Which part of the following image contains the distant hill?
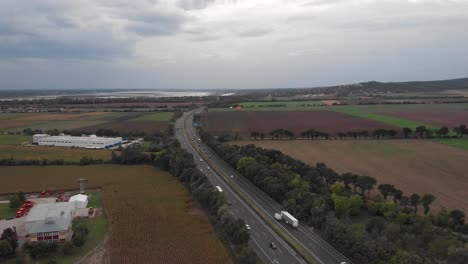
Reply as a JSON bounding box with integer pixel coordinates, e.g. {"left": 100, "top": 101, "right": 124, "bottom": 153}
{"left": 343, "top": 77, "right": 468, "bottom": 95}
{"left": 262, "top": 77, "right": 468, "bottom": 97}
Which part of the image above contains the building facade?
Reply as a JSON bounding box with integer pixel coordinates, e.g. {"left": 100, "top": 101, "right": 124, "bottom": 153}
{"left": 25, "top": 203, "right": 75, "bottom": 243}
{"left": 33, "top": 134, "right": 122, "bottom": 149}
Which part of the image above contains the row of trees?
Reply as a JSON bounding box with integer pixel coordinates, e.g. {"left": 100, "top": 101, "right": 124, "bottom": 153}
{"left": 246, "top": 123, "right": 468, "bottom": 141}
{"left": 199, "top": 128, "right": 468, "bottom": 264}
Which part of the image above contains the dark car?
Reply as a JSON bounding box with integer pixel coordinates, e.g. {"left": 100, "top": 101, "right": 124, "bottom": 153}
{"left": 269, "top": 242, "right": 277, "bottom": 249}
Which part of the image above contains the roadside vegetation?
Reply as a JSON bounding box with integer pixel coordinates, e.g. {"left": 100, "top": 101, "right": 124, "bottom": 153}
{"left": 200, "top": 129, "right": 468, "bottom": 264}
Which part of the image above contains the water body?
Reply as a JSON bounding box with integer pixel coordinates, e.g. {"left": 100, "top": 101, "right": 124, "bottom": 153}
{"left": 0, "top": 90, "right": 215, "bottom": 101}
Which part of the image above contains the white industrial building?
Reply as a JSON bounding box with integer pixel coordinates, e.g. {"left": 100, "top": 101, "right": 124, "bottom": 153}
{"left": 69, "top": 194, "right": 88, "bottom": 209}
{"left": 33, "top": 134, "right": 122, "bottom": 149}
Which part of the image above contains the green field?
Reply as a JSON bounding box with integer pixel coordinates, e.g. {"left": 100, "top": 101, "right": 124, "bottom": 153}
{"left": 130, "top": 111, "right": 173, "bottom": 121}
{"left": 330, "top": 108, "right": 437, "bottom": 129}
{"left": 0, "top": 203, "right": 16, "bottom": 219}
{"left": 0, "top": 145, "right": 112, "bottom": 162}
{"left": 432, "top": 138, "right": 468, "bottom": 150}
{"left": 0, "top": 135, "right": 31, "bottom": 145}
{"left": 87, "top": 191, "right": 102, "bottom": 208}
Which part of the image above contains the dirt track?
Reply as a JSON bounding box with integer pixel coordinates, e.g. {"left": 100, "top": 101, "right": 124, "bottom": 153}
{"left": 233, "top": 140, "right": 468, "bottom": 214}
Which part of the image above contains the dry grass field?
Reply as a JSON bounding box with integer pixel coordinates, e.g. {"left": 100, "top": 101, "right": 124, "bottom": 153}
{"left": 0, "top": 145, "right": 112, "bottom": 162}
{"left": 233, "top": 140, "right": 468, "bottom": 214}
{"left": 0, "top": 165, "right": 233, "bottom": 264}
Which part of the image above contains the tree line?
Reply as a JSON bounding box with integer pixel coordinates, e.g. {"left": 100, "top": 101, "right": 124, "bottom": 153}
{"left": 199, "top": 128, "right": 468, "bottom": 264}
{"left": 244, "top": 123, "right": 468, "bottom": 141}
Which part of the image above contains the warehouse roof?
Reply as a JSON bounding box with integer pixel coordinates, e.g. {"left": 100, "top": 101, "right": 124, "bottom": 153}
{"left": 25, "top": 203, "right": 75, "bottom": 233}
{"left": 69, "top": 194, "right": 88, "bottom": 203}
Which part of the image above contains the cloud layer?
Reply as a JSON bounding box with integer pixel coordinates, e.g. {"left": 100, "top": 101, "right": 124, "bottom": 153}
{"left": 0, "top": 0, "right": 467, "bottom": 89}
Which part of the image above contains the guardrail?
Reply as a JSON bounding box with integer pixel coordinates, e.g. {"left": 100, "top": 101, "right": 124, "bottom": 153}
{"left": 181, "top": 112, "right": 319, "bottom": 264}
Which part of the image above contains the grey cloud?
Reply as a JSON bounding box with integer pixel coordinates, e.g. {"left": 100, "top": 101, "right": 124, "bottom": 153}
{"left": 125, "top": 10, "right": 189, "bottom": 36}
{"left": 234, "top": 27, "right": 272, "bottom": 37}
{"left": 177, "top": 0, "right": 216, "bottom": 10}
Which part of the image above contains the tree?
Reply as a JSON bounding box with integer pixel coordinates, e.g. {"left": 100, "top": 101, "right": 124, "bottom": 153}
{"left": 0, "top": 240, "right": 13, "bottom": 258}
{"left": 410, "top": 193, "right": 421, "bottom": 213}
{"left": 1, "top": 228, "right": 18, "bottom": 250}
{"left": 355, "top": 175, "right": 377, "bottom": 196}
{"left": 331, "top": 194, "right": 351, "bottom": 218}
{"left": 378, "top": 184, "right": 396, "bottom": 200}
{"left": 392, "top": 189, "right": 403, "bottom": 203}
{"left": 449, "top": 210, "right": 465, "bottom": 227}
{"left": 421, "top": 193, "right": 436, "bottom": 215}
{"left": 437, "top": 126, "right": 450, "bottom": 138}
{"left": 341, "top": 173, "right": 357, "bottom": 190}
{"left": 236, "top": 245, "right": 257, "bottom": 264}
{"left": 415, "top": 126, "right": 427, "bottom": 138}
{"left": 402, "top": 127, "right": 412, "bottom": 138}
{"left": 453, "top": 124, "right": 467, "bottom": 138}
{"left": 366, "top": 217, "right": 387, "bottom": 233}
{"left": 9, "top": 195, "right": 21, "bottom": 209}
{"left": 349, "top": 194, "right": 363, "bottom": 216}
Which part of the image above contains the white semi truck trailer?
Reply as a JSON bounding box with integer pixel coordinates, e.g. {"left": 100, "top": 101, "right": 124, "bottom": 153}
{"left": 274, "top": 211, "right": 299, "bottom": 228}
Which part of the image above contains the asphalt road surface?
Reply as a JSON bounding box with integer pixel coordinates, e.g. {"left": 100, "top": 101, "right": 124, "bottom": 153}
{"left": 175, "top": 110, "right": 352, "bottom": 264}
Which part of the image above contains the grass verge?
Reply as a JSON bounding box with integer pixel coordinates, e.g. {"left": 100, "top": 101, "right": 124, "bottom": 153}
{"left": 432, "top": 138, "right": 468, "bottom": 150}
{"left": 0, "top": 203, "right": 16, "bottom": 219}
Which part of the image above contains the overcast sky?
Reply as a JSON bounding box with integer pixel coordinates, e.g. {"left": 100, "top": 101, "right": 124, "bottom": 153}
{"left": 0, "top": 0, "right": 467, "bottom": 90}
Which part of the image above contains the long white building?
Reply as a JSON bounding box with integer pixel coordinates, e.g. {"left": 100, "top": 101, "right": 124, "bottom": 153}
{"left": 33, "top": 134, "right": 122, "bottom": 149}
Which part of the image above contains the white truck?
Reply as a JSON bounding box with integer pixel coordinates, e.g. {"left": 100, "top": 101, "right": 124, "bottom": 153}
{"left": 274, "top": 211, "right": 299, "bottom": 228}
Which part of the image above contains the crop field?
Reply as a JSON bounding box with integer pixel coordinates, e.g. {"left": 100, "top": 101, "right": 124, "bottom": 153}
{"left": 377, "top": 111, "right": 468, "bottom": 127}
{"left": 210, "top": 102, "right": 468, "bottom": 112}
{"left": 0, "top": 145, "right": 112, "bottom": 162}
{"left": 129, "top": 111, "right": 173, "bottom": 121}
{"left": 0, "top": 134, "right": 31, "bottom": 145}
{"left": 232, "top": 140, "right": 468, "bottom": 214}
{"left": 79, "top": 120, "right": 170, "bottom": 135}
{"left": 202, "top": 111, "right": 400, "bottom": 137}
{"left": 0, "top": 165, "right": 233, "bottom": 264}
{"left": 0, "top": 112, "right": 173, "bottom": 134}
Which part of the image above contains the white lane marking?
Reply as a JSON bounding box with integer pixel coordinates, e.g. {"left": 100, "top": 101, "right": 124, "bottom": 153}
{"left": 262, "top": 231, "right": 267, "bottom": 237}
{"left": 251, "top": 237, "right": 273, "bottom": 264}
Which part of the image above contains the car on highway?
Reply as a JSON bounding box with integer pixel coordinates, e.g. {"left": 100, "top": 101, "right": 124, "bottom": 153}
{"left": 245, "top": 224, "right": 251, "bottom": 231}
{"left": 269, "top": 242, "right": 277, "bottom": 250}
{"left": 199, "top": 158, "right": 203, "bottom": 162}
{"left": 230, "top": 174, "right": 234, "bottom": 179}
{"left": 199, "top": 169, "right": 203, "bottom": 172}
{"left": 206, "top": 166, "right": 210, "bottom": 170}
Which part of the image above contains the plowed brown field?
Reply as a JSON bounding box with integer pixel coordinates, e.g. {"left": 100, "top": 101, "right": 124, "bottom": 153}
{"left": 203, "top": 111, "right": 399, "bottom": 137}
{"left": 0, "top": 165, "right": 233, "bottom": 264}
{"left": 379, "top": 111, "right": 468, "bottom": 127}
{"left": 79, "top": 121, "right": 170, "bottom": 134}
{"left": 232, "top": 140, "right": 468, "bottom": 214}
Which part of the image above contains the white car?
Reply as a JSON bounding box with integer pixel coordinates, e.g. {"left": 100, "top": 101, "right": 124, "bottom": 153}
{"left": 199, "top": 158, "right": 203, "bottom": 162}
{"left": 206, "top": 166, "right": 210, "bottom": 170}
{"left": 199, "top": 169, "right": 203, "bottom": 172}
{"left": 245, "top": 224, "right": 251, "bottom": 230}
{"left": 230, "top": 175, "right": 234, "bottom": 179}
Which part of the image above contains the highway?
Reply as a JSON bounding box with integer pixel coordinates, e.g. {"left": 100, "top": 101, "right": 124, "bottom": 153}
{"left": 175, "top": 110, "right": 352, "bottom": 264}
